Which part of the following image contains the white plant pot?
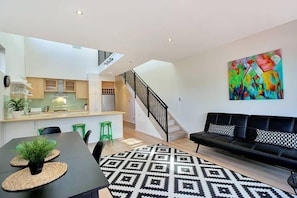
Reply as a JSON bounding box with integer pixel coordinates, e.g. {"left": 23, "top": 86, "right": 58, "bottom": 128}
{"left": 11, "top": 111, "right": 24, "bottom": 118}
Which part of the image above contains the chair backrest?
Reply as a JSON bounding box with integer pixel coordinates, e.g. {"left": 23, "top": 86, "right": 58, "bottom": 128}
{"left": 83, "top": 130, "right": 92, "bottom": 145}
{"left": 92, "top": 141, "right": 105, "bottom": 164}
{"left": 41, "top": 126, "right": 61, "bottom": 135}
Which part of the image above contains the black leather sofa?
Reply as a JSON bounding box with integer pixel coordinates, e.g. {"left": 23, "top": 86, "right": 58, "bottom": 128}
{"left": 190, "top": 112, "right": 297, "bottom": 172}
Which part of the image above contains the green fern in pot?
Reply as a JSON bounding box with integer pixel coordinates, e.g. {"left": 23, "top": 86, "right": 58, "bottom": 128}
{"left": 16, "top": 136, "right": 57, "bottom": 175}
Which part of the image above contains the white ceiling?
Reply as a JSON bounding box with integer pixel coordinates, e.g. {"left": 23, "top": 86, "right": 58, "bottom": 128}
{"left": 0, "top": 0, "right": 297, "bottom": 75}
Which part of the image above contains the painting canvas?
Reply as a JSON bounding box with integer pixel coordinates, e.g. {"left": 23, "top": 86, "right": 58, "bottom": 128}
{"left": 228, "top": 49, "right": 284, "bottom": 100}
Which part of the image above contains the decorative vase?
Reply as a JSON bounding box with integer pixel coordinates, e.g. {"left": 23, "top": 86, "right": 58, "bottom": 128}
{"left": 28, "top": 159, "right": 44, "bottom": 175}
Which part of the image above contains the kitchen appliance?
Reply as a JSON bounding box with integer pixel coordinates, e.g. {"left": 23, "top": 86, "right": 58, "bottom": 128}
{"left": 101, "top": 95, "right": 115, "bottom": 111}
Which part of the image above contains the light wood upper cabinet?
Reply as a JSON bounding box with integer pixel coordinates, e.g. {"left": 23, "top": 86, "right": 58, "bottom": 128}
{"left": 26, "top": 78, "right": 88, "bottom": 99}
{"left": 76, "top": 80, "right": 88, "bottom": 99}
{"left": 64, "top": 80, "right": 76, "bottom": 92}
{"left": 44, "top": 79, "right": 58, "bottom": 92}
{"left": 27, "top": 77, "right": 44, "bottom": 99}
{"left": 102, "top": 81, "right": 114, "bottom": 88}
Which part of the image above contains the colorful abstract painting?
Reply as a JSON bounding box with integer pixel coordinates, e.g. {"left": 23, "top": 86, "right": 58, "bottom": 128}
{"left": 228, "top": 49, "right": 284, "bottom": 100}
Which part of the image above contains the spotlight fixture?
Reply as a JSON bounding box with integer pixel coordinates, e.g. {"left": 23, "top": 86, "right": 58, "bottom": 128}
{"left": 76, "top": 10, "right": 83, "bottom": 15}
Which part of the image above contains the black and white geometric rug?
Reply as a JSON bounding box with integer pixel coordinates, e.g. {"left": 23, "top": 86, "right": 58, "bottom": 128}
{"left": 100, "top": 144, "right": 296, "bottom": 198}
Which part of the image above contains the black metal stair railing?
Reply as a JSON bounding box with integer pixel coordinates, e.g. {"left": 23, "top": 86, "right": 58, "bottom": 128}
{"left": 122, "top": 70, "right": 169, "bottom": 142}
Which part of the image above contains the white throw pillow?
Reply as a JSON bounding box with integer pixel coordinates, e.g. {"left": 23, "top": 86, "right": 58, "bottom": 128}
{"left": 208, "top": 123, "right": 235, "bottom": 137}
{"left": 255, "top": 129, "right": 297, "bottom": 149}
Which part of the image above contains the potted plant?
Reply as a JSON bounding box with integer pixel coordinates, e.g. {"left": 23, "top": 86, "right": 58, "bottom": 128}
{"left": 16, "top": 136, "right": 57, "bottom": 175}
{"left": 8, "top": 98, "right": 25, "bottom": 118}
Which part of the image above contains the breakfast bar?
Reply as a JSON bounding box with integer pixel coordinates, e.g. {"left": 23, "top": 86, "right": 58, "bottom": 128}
{"left": 0, "top": 111, "right": 124, "bottom": 147}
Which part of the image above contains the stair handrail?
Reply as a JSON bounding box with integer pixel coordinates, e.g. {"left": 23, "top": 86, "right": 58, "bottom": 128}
{"left": 122, "top": 70, "right": 169, "bottom": 141}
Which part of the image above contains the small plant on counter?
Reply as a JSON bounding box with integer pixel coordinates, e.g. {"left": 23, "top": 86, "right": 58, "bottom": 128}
{"left": 8, "top": 98, "right": 25, "bottom": 111}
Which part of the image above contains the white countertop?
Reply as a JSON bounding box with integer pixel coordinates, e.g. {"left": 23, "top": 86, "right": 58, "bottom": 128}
{"left": 0, "top": 111, "right": 125, "bottom": 123}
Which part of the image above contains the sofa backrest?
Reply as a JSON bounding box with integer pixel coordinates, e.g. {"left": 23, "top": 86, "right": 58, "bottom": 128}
{"left": 246, "top": 115, "right": 297, "bottom": 141}
{"left": 205, "top": 113, "right": 249, "bottom": 139}
{"left": 204, "top": 113, "right": 297, "bottom": 140}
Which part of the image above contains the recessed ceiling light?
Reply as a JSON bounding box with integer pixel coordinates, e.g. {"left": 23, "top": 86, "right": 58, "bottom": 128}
{"left": 168, "top": 38, "right": 173, "bottom": 43}
{"left": 76, "top": 10, "right": 83, "bottom": 15}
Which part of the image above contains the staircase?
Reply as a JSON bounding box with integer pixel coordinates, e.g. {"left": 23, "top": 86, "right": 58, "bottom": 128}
{"left": 122, "top": 70, "right": 187, "bottom": 142}
{"left": 167, "top": 114, "right": 187, "bottom": 141}
{"left": 137, "top": 99, "right": 187, "bottom": 142}
{"left": 138, "top": 97, "right": 187, "bottom": 142}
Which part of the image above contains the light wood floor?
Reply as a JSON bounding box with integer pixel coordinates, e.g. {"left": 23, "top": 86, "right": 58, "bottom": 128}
{"left": 90, "top": 122, "right": 295, "bottom": 197}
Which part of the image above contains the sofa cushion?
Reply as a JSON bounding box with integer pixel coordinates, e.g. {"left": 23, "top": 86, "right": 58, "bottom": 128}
{"left": 281, "top": 149, "right": 297, "bottom": 161}
{"left": 231, "top": 139, "right": 255, "bottom": 149}
{"left": 193, "top": 132, "right": 219, "bottom": 141}
{"left": 255, "top": 129, "right": 297, "bottom": 149}
{"left": 214, "top": 135, "right": 234, "bottom": 143}
{"left": 253, "top": 143, "right": 286, "bottom": 155}
{"left": 208, "top": 123, "right": 235, "bottom": 137}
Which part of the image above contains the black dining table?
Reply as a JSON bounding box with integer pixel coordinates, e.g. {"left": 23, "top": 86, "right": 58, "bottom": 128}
{"left": 0, "top": 132, "right": 109, "bottom": 198}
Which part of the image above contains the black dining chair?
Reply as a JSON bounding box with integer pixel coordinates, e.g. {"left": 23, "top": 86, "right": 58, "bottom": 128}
{"left": 83, "top": 130, "right": 92, "bottom": 145}
{"left": 92, "top": 141, "right": 105, "bottom": 164}
{"left": 92, "top": 141, "right": 112, "bottom": 196}
{"left": 40, "top": 126, "right": 61, "bottom": 135}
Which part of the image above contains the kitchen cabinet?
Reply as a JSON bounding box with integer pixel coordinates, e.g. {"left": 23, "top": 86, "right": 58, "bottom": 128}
{"left": 76, "top": 80, "right": 88, "bottom": 99}
{"left": 44, "top": 79, "right": 58, "bottom": 92}
{"left": 27, "top": 77, "right": 44, "bottom": 99}
{"left": 102, "top": 81, "right": 114, "bottom": 88}
{"left": 102, "top": 81, "right": 115, "bottom": 95}
{"left": 64, "top": 80, "right": 75, "bottom": 92}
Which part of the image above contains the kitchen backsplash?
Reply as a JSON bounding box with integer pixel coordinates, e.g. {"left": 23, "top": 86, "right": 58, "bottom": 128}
{"left": 28, "top": 92, "right": 87, "bottom": 112}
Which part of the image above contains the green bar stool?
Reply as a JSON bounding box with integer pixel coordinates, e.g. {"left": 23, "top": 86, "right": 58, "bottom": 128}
{"left": 99, "top": 121, "right": 113, "bottom": 142}
{"left": 72, "top": 123, "right": 86, "bottom": 138}
{"left": 38, "top": 128, "right": 45, "bottom": 135}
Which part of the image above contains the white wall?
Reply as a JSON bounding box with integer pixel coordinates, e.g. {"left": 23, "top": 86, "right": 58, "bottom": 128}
{"left": 0, "top": 46, "right": 5, "bottom": 120}
{"left": 0, "top": 34, "right": 18, "bottom": 144}
{"left": 25, "top": 37, "right": 99, "bottom": 80}
{"left": 0, "top": 71, "right": 4, "bottom": 144}
{"left": 0, "top": 45, "right": 5, "bottom": 73}
{"left": 0, "top": 32, "right": 25, "bottom": 81}
{"left": 135, "top": 20, "right": 297, "bottom": 134}
{"left": 0, "top": 33, "right": 22, "bottom": 121}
